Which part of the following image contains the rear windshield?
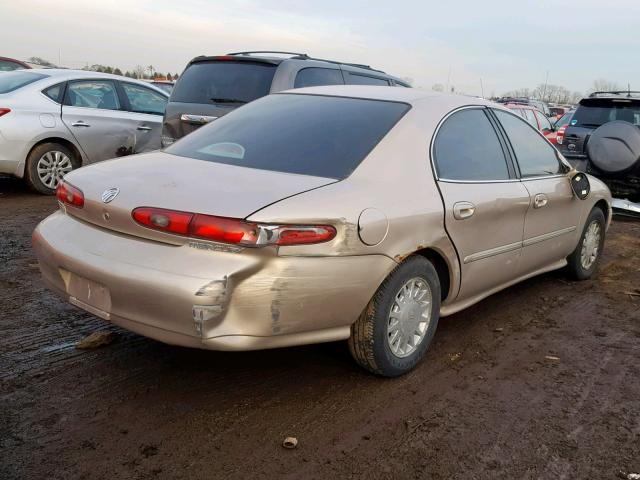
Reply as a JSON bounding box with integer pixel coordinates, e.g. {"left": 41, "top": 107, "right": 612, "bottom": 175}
{"left": 573, "top": 99, "right": 640, "bottom": 127}
{"left": 0, "top": 71, "right": 47, "bottom": 93}
{"left": 170, "top": 61, "right": 276, "bottom": 104}
{"left": 166, "top": 93, "right": 410, "bottom": 179}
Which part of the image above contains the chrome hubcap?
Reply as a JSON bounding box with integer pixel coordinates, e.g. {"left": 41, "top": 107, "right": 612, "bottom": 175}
{"left": 580, "top": 220, "right": 601, "bottom": 270}
{"left": 37, "top": 151, "right": 73, "bottom": 189}
{"left": 387, "top": 277, "right": 432, "bottom": 358}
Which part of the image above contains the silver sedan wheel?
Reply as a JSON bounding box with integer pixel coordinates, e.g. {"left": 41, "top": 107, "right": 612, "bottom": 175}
{"left": 37, "top": 151, "right": 73, "bottom": 189}
{"left": 580, "top": 220, "right": 601, "bottom": 270}
{"left": 387, "top": 277, "right": 433, "bottom": 358}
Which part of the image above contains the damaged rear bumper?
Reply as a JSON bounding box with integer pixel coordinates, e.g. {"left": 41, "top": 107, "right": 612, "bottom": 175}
{"left": 33, "top": 211, "right": 396, "bottom": 350}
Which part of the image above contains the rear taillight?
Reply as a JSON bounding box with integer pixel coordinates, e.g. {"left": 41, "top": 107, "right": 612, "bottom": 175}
{"left": 557, "top": 124, "right": 567, "bottom": 145}
{"left": 0, "top": 108, "right": 10, "bottom": 117}
{"left": 56, "top": 181, "right": 84, "bottom": 208}
{"left": 132, "top": 207, "right": 336, "bottom": 247}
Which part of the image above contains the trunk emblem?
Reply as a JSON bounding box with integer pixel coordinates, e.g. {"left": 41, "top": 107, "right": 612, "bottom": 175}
{"left": 101, "top": 187, "right": 120, "bottom": 203}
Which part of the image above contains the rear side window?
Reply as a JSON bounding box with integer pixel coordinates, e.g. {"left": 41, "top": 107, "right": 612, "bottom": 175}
{"left": 523, "top": 109, "right": 537, "bottom": 127}
{"left": 534, "top": 110, "right": 553, "bottom": 131}
{"left": 573, "top": 99, "right": 640, "bottom": 127}
{"left": 121, "top": 82, "right": 167, "bottom": 115}
{"left": 43, "top": 83, "right": 65, "bottom": 103}
{"left": 65, "top": 80, "right": 120, "bottom": 110}
{"left": 166, "top": 94, "right": 409, "bottom": 179}
{"left": 0, "top": 71, "right": 47, "bottom": 93}
{"left": 494, "top": 110, "right": 562, "bottom": 177}
{"left": 294, "top": 68, "right": 344, "bottom": 88}
{"left": 346, "top": 73, "right": 390, "bottom": 86}
{"left": 434, "top": 108, "right": 510, "bottom": 181}
{"left": 171, "top": 61, "right": 276, "bottom": 104}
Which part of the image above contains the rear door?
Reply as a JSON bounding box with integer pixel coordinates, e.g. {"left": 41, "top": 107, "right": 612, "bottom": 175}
{"left": 433, "top": 107, "right": 530, "bottom": 301}
{"left": 61, "top": 79, "right": 134, "bottom": 162}
{"left": 162, "top": 60, "right": 277, "bottom": 143}
{"left": 117, "top": 81, "right": 168, "bottom": 152}
{"left": 492, "top": 109, "right": 581, "bottom": 273}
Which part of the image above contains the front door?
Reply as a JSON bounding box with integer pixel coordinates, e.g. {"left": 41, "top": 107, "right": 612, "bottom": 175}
{"left": 61, "top": 79, "right": 134, "bottom": 163}
{"left": 492, "top": 109, "right": 582, "bottom": 273}
{"left": 433, "top": 107, "right": 531, "bottom": 301}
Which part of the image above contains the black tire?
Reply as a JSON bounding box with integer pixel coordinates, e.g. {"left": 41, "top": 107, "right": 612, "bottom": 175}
{"left": 25, "top": 142, "right": 78, "bottom": 195}
{"left": 348, "top": 256, "right": 441, "bottom": 377}
{"left": 566, "top": 207, "right": 606, "bottom": 281}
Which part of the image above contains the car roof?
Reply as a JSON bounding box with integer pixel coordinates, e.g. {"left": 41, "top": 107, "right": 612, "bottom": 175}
{"left": 19, "top": 69, "right": 170, "bottom": 95}
{"left": 505, "top": 103, "right": 539, "bottom": 111}
{"left": 279, "top": 85, "right": 497, "bottom": 108}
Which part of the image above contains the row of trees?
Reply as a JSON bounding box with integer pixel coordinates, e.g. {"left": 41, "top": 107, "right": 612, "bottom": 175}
{"left": 500, "top": 79, "right": 625, "bottom": 105}
{"left": 27, "top": 57, "right": 179, "bottom": 81}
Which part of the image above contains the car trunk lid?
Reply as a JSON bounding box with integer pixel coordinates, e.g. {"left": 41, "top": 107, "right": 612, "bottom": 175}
{"left": 61, "top": 151, "right": 336, "bottom": 245}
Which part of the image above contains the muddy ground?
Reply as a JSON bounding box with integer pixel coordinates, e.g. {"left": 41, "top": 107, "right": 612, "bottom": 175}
{"left": 1, "top": 176, "right": 639, "bottom": 480}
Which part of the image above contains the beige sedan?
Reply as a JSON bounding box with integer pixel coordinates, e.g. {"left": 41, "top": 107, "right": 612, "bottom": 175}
{"left": 33, "top": 86, "right": 611, "bottom": 376}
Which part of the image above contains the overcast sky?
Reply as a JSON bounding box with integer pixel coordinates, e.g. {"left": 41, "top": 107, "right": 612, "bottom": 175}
{"left": 1, "top": 0, "right": 637, "bottom": 96}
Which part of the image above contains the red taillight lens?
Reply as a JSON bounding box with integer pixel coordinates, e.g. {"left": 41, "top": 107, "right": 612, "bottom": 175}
{"left": 56, "top": 181, "right": 84, "bottom": 208}
{"left": 557, "top": 124, "right": 567, "bottom": 144}
{"left": 276, "top": 226, "right": 337, "bottom": 245}
{"left": 132, "top": 207, "right": 193, "bottom": 235}
{"left": 131, "top": 207, "right": 336, "bottom": 247}
{"left": 0, "top": 108, "right": 10, "bottom": 117}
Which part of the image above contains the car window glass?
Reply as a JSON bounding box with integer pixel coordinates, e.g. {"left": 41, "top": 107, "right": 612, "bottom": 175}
{"left": 573, "top": 101, "right": 640, "bottom": 127}
{"left": 534, "top": 110, "right": 553, "bottom": 131}
{"left": 294, "top": 68, "right": 344, "bottom": 88}
{"left": 346, "top": 73, "right": 389, "bottom": 86}
{"left": 494, "top": 109, "right": 562, "bottom": 177}
{"left": 434, "top": 108, "right": 510, "bottom": 181}
{"left": 171, "top": 61, "right": 276, "bottom": 104}
{"left": 555, "top": 111, "right": 573, "bottom": 127}
{"left": 122, "top": 83, "right": 167, "bottom": 115}
{"left": 0, "top": 71, "right": 47, "bottom": 93}
{"left": 166, "top": 94, "right": 409, "bottom": 180}
{"left": 43, "top": 83, "right": 64, "bottom": 103}
{"left": 0, "top": 60, "right": 23, "bottom": 71}
{"left": 66, "top": 81, "right": 120, "bottom": 110}
{"left": 523, "top": 109, "right": 537, "bottom": 127}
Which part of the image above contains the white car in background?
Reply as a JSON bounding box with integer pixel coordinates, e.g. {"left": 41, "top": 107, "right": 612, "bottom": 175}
{"left": 0, "top": 69, "right": 169, "bottom": 193}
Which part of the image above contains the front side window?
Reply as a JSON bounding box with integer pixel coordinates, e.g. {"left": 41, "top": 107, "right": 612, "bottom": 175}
{"left": 166, "top": 94, "right": 409, "bottom": 179}
{"left": 346, "top": 73, "right": 390, "bottom": 86}
{"left": 0, "top": 71, "right": 47, "bottom": 93}
{"left": 494, "top": 109, "right": 562, "bottom": 177}
{"left": 66, "top": 81, "right": 120, "bottom": 110}
{"left": 434, "top": 108, "right": 510, "bottom": 181}
{"left": 294, "top": 68, "right": 344, "bottom": 88}
{"left": 121, "top": 82, "right": 167, "bottom": 115}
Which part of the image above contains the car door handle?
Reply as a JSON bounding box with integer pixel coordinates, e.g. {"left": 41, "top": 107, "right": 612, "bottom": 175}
{"left": 137, "top": 125, "right": 152, "bottom": 131}
{"left": 71, "top": 121, "right": 90, "bottom": 127}
{"left": 534, "top": 194, "right": 548, "bottom": 209}
{"left": 453, "top": 201, "right": 476, "bottom": 220}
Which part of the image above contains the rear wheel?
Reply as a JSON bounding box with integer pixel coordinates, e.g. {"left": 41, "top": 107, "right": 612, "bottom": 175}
{"left": 25, "top": 143, "right": 77, "bottom": 195}
{"left": 348, "top": 256, "right": 441, "bottom": 377}
{"left": 566, "top": 207, "right": 606, "bottom": 280}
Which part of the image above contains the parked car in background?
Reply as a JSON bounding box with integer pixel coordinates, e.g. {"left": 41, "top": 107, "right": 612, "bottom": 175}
{"left": 496, "top": 97, "right": 552, "bottom": 117}
{"left": 560, "top": 91, "right": 640, "bottom": 202}
{"left": 162, "top": 51, "right": 410, "bottom": 146}
{"left": 553, "top": 109, "right": 575, "bottom": 145}
{"left": 505, "top": 103, "right": 559, "bottom": 144}
{"left": 34, "top": 86, "right": 611, "bottom": 377}
{"left": 149, "top": 80, "right": 175, "bottom": 94}
{"left": 0, "top": 69, "right": 169, "bottom": 194}
{"left": 0, "top": 56, "right": 31, "bottom": 71}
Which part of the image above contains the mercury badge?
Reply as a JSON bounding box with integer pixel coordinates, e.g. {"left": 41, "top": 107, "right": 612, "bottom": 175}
{"left": 101, "top": 187, "right": 120, "bottom": 203}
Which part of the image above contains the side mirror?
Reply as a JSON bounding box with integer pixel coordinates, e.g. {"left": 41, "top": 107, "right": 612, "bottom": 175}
{"left": 570, "top": 172, "right": 590, "bottom": 200}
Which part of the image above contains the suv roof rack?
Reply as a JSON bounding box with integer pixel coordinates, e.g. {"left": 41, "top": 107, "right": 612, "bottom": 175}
{"left": 226, "top": 51, "right": 384, "bottom": 74}
{"left": 588, "top": 90, "right": 640, "bottom": 98}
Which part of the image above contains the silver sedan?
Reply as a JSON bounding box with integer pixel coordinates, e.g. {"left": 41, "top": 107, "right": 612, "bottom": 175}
{"left": 0, "top": 69, "right": 169, "bottom": 194}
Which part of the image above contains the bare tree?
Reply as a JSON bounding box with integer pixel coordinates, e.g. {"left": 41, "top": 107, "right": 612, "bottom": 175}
{"left": 28, "top": 56, "right": 57, "bottom": 67}
{"left": 591, "top": 79, "right": 622, "bottom": 93}
{"left": 432, "top": 83, "right": 444, "bottom": 92}
{"left": 134, "top": 65, "right": 146, "bottom": 79}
